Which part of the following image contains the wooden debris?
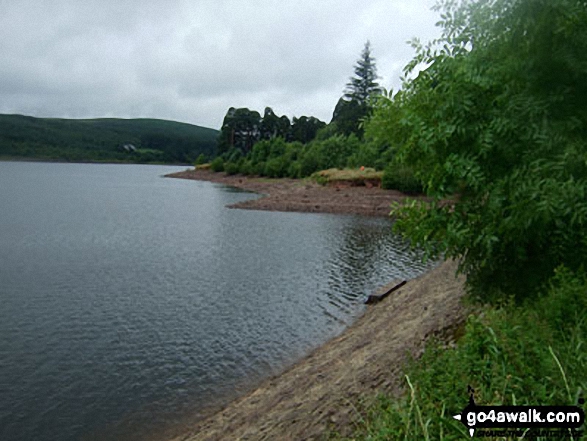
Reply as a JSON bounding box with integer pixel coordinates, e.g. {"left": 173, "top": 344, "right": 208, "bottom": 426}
{"left": 365, "top": 279, "right": 407, "bottom": 304}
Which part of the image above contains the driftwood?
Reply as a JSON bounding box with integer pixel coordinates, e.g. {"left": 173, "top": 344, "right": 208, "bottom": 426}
{"left": 365, "top": 279, "right": 407, "bottom": 304}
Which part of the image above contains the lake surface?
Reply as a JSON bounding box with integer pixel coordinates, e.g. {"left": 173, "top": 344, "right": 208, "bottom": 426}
{"left": 0, "top": 161, "right": 431, "bottom": 441}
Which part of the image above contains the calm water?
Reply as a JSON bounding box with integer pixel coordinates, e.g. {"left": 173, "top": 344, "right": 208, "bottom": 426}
{"left": 0, "top": 161, "right": 430, "bottom": 441}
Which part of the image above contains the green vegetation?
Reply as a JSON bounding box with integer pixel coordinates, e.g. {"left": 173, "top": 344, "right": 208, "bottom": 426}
{"left": 0, "top": 114, "right": 218, "bottom": 164}
{"left": 217, "top": 134, "right": 389, "bottom": 180}
{"left": 372, "top": 0, "right": 587, "bottom": 301}
{"left": 381, "top": 164, "right": 422, "bottom": 194}
{"left": 332, "top": 41, "right": 382, "bottom": 138}
{"left": 310, "top": 168, "right": 383, "bottom": 186}
{"left": 335, "top": 267, "right": 587, "bottom": 440}
{"left": 216, "top": 106, "right": 326, "bottom": 156}
{"left": 209, "top": 42, "right": 421, "bottom": 193}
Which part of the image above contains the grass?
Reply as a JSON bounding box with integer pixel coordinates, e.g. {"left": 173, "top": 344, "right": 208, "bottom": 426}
{"left": 311, "top": 167, "right": 383, "bottom": 186}
{"left": 333, "top": 267, "right": 587, "bottom": 440}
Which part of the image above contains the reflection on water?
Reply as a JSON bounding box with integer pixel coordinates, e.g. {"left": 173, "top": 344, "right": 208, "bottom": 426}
{"left": 0, "top": 162, "right": 432, "bottom": 441}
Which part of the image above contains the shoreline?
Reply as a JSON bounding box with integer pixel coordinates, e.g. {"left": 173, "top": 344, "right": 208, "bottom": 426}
{"left": 163, "top": 170, "right": 467, "bottom": 440}
{"left": 165, "top": 168, "right": 430, "bottom": 217}
{"left": 166, "top": 262, "right": 466, "bottom": 441}
{"left": 0, "top": 157, "right": 191, "bottom": 166}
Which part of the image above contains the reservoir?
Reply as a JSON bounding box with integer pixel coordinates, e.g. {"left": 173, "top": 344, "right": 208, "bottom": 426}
{"left": 0, "top": 161, "right": 430, "bottom": 441}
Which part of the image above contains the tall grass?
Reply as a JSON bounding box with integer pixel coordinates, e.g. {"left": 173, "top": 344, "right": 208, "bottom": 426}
{"left": 336, "top": 267, "right": 587, "bottom": 440}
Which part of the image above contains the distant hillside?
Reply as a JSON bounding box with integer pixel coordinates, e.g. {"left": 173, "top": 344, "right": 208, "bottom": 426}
{"left": 0, "top": 114, "right": 219, "bottom": 164}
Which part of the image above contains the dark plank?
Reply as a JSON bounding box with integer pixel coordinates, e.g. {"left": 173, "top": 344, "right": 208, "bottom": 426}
{"left": 365, "top": 280, "right": 407, "bottom": 304}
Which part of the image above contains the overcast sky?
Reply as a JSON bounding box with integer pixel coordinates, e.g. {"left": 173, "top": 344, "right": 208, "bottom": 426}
{"left": 0, "top": 0, "right": 442, "bottom": 129}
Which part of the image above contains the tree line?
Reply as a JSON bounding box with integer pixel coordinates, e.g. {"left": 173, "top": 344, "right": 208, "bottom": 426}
{"left": 208, "top": 42, "right": 423, "bottom": 189}
{"left": 216, "top": 107, "right": 326, "bottom": 155}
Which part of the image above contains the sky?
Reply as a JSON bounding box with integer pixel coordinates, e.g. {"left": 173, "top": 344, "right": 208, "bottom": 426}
{"left": 0, "top": 0, "right": 442, "bottom": 130}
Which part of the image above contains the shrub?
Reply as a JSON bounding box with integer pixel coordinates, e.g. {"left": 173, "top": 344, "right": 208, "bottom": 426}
{"left": 299, "top": 150, "right": 320, "bottom": 177}
{"left": 312, "top": 135, "right": 358, "bottom": 170}
{"left": 224, "top": 161, "right": 240, "bottom": 175}
{"left": 210, "top": 157, "right": 224, "bottom": 172}
{"left": 254, "top": 161, "right": 266, "bottom": 176}
{"left": 346, "top": 141, "right": 379, "bottom": 169}
{"left": 225, "top": 148, "right": 243, "bottom": 163}
{"left": 287, "top": 161, "right": 302, "bottom": 178}
{"left": 239, "top": 159, "right": 254, "bottom": 175}
{"left": 250, "top": 139, "right": 272, "bottom": 164}
{"left": 264, "top": 157, "right": 288, "bottom": 178}
{"left": 194, "top": 153, "right": 207, "bottom": 166}
{"left": 382, "top": 164, "right": 423, "bottom": 194}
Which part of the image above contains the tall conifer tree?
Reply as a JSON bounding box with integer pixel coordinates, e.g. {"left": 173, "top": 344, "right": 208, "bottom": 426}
{"left": 344, "top": 41, "right": 381, "bottom": 105}
{"left": 332, "top": 41, "right": 381, "bottom": 137}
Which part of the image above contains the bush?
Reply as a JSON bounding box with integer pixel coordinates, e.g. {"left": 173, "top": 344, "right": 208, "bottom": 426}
{"left": 210, "top": 157, "right": 224, "bottom": 172}
{"left": 250, "top": 139, "right": 274, "bottom": 164}
{"left": 239, "top": 159, "right": 254, "bottom": 175}
{"left": 313, "top": 135, "right": 358, "bottom": 170}
{"left": 287, "top": 161, "right": 302, "bottom": 178}
{"left": 194, "top": 153, "right": 207, "bottom": 166}
{"left": 346, "top": 141, "right": 379, "bottom": 169}
{"left": 299, "top": 150, "right": 320, "bottom": 177}
{"left": 264, "top": 157, "right": 288, "bottom": 178}
{"left": 225, "top": 148, "right": 243, "bottom": 163}
{"left": 254, "top": 161, "right": 266, "bottom": 176}
{"left": 382, "top": 164, "right": 423, "bottom": 194}
{"left": 224, "top": 161, "right": 240, "bottom": 175}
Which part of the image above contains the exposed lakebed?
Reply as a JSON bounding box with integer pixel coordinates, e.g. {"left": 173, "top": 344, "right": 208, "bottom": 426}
{"left": 0, "top": 162, "right": 430, "bottom": 441}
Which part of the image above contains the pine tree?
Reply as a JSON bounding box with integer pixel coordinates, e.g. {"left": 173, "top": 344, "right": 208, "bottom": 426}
{"left": 331, "top": 41, "right": 381, "bottom": 137}
{"left": 344, "top": 41, "right": 381, "bottom": 105}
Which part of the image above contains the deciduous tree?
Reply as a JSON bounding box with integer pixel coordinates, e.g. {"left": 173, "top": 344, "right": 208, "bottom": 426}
{"left": 368, "top": 0, "right": 587, "bottom": 300}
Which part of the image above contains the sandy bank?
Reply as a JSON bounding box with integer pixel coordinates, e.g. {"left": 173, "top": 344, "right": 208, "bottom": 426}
{"left": 169, "top": 261, "right": 466, "bottom": 441}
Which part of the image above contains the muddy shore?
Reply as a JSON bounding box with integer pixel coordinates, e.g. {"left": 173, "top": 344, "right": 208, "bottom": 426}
{"left": 164, "top": 169, "right": 467, "bottom": 440}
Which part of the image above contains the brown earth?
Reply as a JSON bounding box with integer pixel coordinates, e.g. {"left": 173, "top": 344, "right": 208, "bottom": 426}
{"left": 165, "top": 169, "right": 431, "bottom": 217}
{"left": 163, "top": 170, "right": 468, "bottom": 441}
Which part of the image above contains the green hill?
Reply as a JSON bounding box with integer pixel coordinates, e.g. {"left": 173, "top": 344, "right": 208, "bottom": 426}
{"left": 0, "top": 114, "right": 219, "bottom": 164}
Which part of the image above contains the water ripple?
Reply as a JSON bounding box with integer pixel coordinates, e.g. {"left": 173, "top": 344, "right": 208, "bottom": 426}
{"left": 0, "top": 162, "right": 433, "bottom": 441}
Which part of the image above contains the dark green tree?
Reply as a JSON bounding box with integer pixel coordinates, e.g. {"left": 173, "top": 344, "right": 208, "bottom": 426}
{"left": 259, "top": 107, "right": 292, "bottom": 141}
{"left": 332, "top": 41, "right": 381, "bottom": 137}
{"left": 331, "top": 97, "right": 368, "bottom": 137}
{"left": 259, "top": 107, "right": 281, "bottom": 140}
{"left": 344, "top": 40, "right": 381, "bottom": 104}
{"left": 291, "top": 116, "right": 326, "bottom": 144}
{"left": 278, "top": 115, "right": 292, "bottom": 140}
{"left": 217, "top": 107, "right": 261, "bottom": 154}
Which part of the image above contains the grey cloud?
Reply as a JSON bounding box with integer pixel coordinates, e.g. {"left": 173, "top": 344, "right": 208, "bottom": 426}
{"left": 0, "top": 0, "right": 441, "bottom": 128}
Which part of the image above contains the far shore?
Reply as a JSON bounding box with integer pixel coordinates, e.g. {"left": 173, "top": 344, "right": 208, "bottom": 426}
{"left": 0, "top": 156, "right": 192, "bottom": 166}
{"left": 165, "top": 168, "right": 431, "bottom": 217}
{"left": 161, "top": 169, "right": 467, "bottom": 441}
